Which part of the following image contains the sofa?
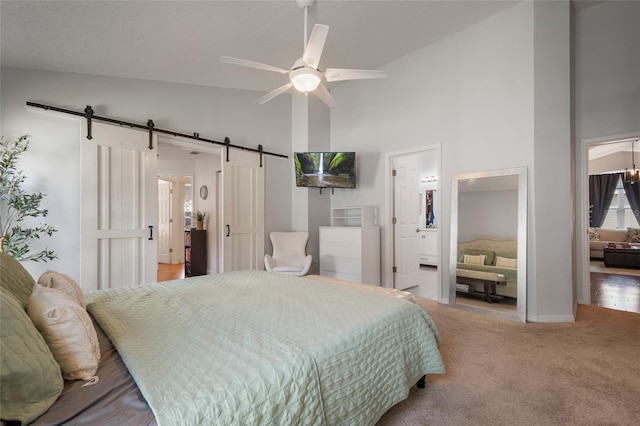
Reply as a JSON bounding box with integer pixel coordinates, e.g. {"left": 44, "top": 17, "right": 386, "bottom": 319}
{"left": 456, "top": 238, "right": 518, "bottom": 298}
{"left": 589, "top": 227, "right": 640, "bottom": 259}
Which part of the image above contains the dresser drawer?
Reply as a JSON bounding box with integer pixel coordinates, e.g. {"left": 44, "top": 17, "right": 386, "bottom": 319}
{"left": 319, "top": 241, "right": 360, "bottom": 257}
{"left": 319, "top": 227, "right": 361, "bottom": 244}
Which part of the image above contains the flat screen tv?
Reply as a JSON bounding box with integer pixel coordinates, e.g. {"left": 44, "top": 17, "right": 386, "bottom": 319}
{"left": 294, "top": 152, "right": 356, "bottom": 188}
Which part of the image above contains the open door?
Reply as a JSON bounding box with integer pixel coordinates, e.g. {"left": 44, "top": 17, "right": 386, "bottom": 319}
{"left": 157, "top": 179, "right": 172, "bottom": 264}
{"left": 221, "top": 149, "right": 265, "bottom": 272}
{"left": 81, "top": 121, "right": 158, "bottom": 291}
{"left": 393, "top": 155, "right": 420, "bottom": 290}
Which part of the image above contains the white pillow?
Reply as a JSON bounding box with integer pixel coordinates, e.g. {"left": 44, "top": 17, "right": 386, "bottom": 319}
{"left": 496, "top": 256, "right": 517, "bottom": 268}
{"left": 463, "top": 254, "right": 486, "bottom": 265}
{"left": 28, "top": 285, "right": 100, "bottom": 381}
{"left": 38, "top": 270, "right": 85, "bottom": 308}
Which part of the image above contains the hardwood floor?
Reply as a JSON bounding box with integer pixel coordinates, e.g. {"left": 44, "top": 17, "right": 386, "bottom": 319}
{"left": 590, "top": 272, "right": 640, "bottom": 313}
{"left": 157, "top": 263, "right": 184, "bottom": 282}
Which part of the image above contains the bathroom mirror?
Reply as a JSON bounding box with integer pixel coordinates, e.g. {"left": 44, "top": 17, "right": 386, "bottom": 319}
{"left": 425, "top": 190, "right": 436, "bottom": 228}
{"left": 450, "top": 167, "right": 527, "bottom": 322}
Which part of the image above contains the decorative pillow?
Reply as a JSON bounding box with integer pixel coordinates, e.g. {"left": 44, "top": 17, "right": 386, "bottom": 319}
{"left": 463, "top": 254, "right": 486, "bottom": 265}
{"left": 588, "top": 227, "right": 600, "bottom": 241}
{"left": 625, "top": 227, "right": 640, "bottom": 243}
{"left": 38, "top": 270, "right": 86, "bottom": 308}
{"left": 496, "top": 256, "right": 517, "bottom": 269}
{"left": 28, "top": 284, "right": 100, "bottom": 381}
{"left": 0, "top": 252, "right": 35, "bottom": 310}
{"left": 1, "top": 287, "right": 64, "bottom": 424}
{"left": 461, "top": 249, "right": 495, "bottom": 265}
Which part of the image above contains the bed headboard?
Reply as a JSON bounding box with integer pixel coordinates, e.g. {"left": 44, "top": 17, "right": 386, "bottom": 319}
{"left": 457, "top": 238, "right": 517, "bottom": 259}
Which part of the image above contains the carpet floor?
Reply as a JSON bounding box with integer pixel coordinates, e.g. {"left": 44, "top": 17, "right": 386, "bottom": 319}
{"left": 377, "top": 299, "right": 640, "bottom": 425}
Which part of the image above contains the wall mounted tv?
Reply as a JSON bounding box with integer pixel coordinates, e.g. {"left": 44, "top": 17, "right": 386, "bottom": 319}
{"left": 294, "top": 152, "right": 356, "bottom": 188}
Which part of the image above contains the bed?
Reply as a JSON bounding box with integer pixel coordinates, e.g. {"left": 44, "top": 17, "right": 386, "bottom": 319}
{"left": 0, "top": 253, "right": 445, "bottom": 426}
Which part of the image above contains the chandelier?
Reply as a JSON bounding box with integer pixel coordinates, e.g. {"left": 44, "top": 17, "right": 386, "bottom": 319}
{"left": 624, "top": 140, "right": 640, "bottom": 184}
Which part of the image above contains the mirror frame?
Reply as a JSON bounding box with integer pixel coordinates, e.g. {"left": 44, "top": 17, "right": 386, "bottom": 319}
{"left": 449, "top": 167, "right": 528, "bottom": 322}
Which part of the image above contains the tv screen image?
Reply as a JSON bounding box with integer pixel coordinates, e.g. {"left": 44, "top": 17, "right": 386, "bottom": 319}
{"left": 294, "top": 152, "right": 356, "bottom": 188}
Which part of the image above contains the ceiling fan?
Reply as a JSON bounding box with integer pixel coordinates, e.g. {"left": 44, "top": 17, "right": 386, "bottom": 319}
{"left": 220, "top": 0, "right": 388, "bottom": 108}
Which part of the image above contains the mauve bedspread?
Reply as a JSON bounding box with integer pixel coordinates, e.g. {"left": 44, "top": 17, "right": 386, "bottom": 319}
{"left": 85, "top": 270, "right": 444, "bottom": 426}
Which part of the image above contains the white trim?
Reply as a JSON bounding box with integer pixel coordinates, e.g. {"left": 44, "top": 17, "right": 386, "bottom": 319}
{"left": 526, "top": 314, "right": 575, "bottom": 323}
{"left": 384, "top": 144, "right": 442, "bottom": 302}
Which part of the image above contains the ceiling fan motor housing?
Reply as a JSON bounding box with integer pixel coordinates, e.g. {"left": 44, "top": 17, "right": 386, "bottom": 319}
{"left": 296, "top": 0, "right": 315, "bottom": 9}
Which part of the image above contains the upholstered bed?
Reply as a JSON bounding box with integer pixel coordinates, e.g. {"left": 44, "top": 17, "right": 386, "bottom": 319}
{"left": 0, "top": 253, "right": 445, "bottom": 425}
{"left": 456, "top": 238, "right": 518, "bottom": 298}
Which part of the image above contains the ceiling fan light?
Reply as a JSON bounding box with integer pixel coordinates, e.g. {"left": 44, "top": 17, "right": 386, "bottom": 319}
{"left": 290, "top": 68, "right": 321, "bottom": 93}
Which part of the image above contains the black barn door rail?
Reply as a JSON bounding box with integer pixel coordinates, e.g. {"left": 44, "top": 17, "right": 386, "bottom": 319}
{"left": 26, "top": 101, "right": 288, "bottom": 164}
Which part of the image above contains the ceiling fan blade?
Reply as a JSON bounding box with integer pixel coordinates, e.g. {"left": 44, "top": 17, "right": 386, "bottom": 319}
{"left": 220, "top": 56, "right": 288, "bottom": 74}
{"left": 256, "top": 83, "right": 293, "bottom": 105}
{"left": 324, "top": 68, "right": 388, "bottom": 82}
{"left": 303, "top": 24, "right": 329, "bottom": 69}
{"left": 313, "top": 83, "right": 336, "bottom": 109}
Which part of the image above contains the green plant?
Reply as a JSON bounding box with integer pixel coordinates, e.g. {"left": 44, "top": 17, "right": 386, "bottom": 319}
{"left": 0, "top": 135, "right": 57, "bottom": 261}
{"left": 193, "top": 211, "right": 207, "bottom": 222}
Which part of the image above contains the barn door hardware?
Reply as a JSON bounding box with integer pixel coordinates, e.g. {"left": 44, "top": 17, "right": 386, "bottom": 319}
{"left": 26, "top": 101, "right": 288, "bottom": 159}
{"left": 84, "top": 105, "right": 94, "bottom": 140}
{"left": 146, "top": 120, "right": 155, "bottom": 150}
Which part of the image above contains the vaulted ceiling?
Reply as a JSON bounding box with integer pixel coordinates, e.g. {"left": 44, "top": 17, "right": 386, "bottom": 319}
{"left": 2, "top": 0, "right": 521, "bottom": 94}
{"left": 0, "top": 1, "right": 606, "bottom": 95}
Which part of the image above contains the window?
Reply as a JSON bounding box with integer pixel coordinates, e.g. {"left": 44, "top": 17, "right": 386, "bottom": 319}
{"left": 601, "top": 177, "right": 636, "bottom": 229}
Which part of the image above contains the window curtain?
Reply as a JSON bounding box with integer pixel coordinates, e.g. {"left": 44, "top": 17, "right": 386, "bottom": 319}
{"left": 589, "top": 173, "right": 621, "bottom": 227}
{"left": 622, "top": 181, "right": 640, "bottom": 226}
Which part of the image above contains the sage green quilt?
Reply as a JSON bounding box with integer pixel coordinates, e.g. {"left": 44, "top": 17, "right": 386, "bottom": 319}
{"left": 86, "top": 270, "right": 444, "bottom": 426}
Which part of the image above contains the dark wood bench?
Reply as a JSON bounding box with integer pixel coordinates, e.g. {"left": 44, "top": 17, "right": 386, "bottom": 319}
{"left": 456, "top": 269, "right": 507, "bottom": 303}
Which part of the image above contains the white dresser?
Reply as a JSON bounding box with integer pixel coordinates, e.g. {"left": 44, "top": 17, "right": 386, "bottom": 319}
{"left": 319, "top": 226, "right": 380, "bottom": 285}
{"left": 418, "top": 229, "right": 438, "bottom": 266}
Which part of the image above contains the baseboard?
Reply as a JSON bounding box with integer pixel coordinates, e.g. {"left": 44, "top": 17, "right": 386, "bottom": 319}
{"left": 526, "top": 313, "right": 576, "bottom": 323}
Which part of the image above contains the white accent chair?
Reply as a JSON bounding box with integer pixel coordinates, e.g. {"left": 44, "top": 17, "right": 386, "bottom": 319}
{"left": 264, "top": 231, "right": 312, "bottom": 276}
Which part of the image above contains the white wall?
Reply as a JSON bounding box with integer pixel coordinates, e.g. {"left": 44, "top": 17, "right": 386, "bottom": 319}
{"left": 330, "top": 1, "right": 578, "bottom": 321}
{"left": 458, "top": 190, "right": 518, "bottom": 242}
{"left": 0, "top": 68, "right": 292, "bottom": 283}
{"left": 574, "top": 0, "right": 640, "bottom": 305}
{"left": 575, "top": 2, "right": 640, "bottom": 142}
{"left": 531, "top": 0, "right": 572, "bottom": 320}
{"left": 330, "top": 3, "right": 535, "bottom": 298}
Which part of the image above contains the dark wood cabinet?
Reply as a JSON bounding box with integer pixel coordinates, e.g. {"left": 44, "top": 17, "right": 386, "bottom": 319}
{"left": 185, "top": 230, "right": 207, "bottom": 277}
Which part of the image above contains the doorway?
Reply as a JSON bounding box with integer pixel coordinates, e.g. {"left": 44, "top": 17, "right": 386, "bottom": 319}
{"left": 385, "top": 144, "right": 441, "bottom": 301}
{"left": 157, "top": 176, "right": 192, "bottom": 265}
{"left": 157, "top": 135, "right": 265, "bottom": 276}
{"left": 157, "top": 139, "right": 219, "bottom": 276}
{"left": 580, "top": 133, "right": 640, "bottom": 313}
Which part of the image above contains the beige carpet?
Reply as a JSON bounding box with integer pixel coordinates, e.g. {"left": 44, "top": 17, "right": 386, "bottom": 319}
{"left": 377, "top": 299, "right": 640, "bottom": 425}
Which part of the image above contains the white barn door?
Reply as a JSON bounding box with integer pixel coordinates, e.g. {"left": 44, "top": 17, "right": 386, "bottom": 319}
{"left": 81, "top": 121, "right": 158, "bottom": 291}
{"left": 393, "top": 155, "right": 420, "bottom": 290}
{"left": 221, "top": 149, "right": 264, "bottom": 272}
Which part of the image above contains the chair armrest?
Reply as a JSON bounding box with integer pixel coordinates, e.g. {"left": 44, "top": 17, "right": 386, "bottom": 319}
{"left": 264, "top": 254, "right": 275, "bottom": 272}
{"left": 300, "top": 255, "right": 313, "bottom": 276}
